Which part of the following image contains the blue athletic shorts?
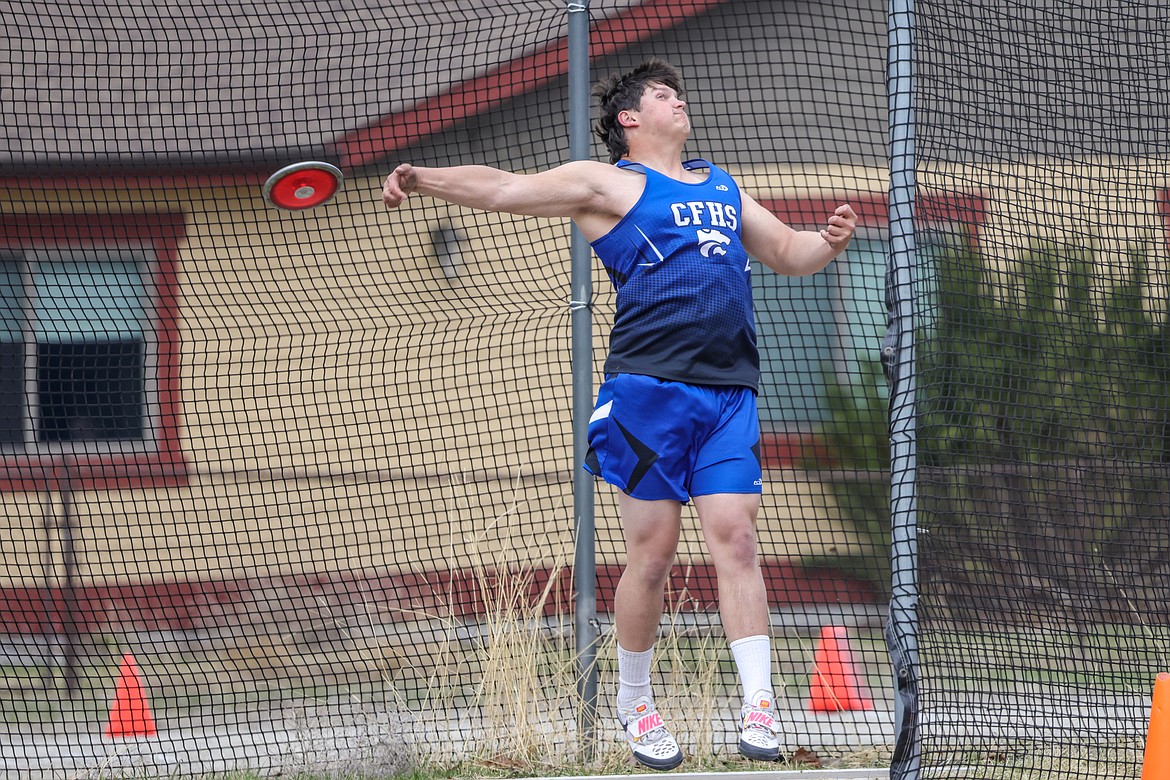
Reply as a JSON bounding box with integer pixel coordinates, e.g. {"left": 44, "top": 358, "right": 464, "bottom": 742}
{"left": 583, "top": 373, "right": 763, "bottom": 503}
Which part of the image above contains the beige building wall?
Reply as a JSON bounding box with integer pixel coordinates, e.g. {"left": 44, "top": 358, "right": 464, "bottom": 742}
{"left": 3, "top": 158, "right": 1163, "bottom": 588}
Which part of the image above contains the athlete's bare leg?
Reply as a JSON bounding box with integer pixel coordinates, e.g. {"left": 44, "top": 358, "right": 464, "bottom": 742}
{"left": 693, "top": 493, "right": 768, "bottom": 642}
{"left": 613, "top": 493, "right": 683, "bottom": 652}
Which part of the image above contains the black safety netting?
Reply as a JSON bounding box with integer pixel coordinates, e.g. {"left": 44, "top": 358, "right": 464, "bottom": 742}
{"left": 904, "top": 0, "right": 1170, "bottom": 777}
{"left": 1, "top": 1, "right": 893, "bottom": 776}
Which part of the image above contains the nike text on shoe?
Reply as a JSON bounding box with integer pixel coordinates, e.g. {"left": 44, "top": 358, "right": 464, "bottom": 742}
{"left": 619, "top": 696, "right": 684, "bottom": 770}
{"left": 738, "top": 690, "right": 781, "bottom": 761}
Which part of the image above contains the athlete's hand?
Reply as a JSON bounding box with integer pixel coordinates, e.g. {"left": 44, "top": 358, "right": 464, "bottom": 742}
{"left": 820, "top": 204, "right": 858, "bottom": 251}
{"left": 382, "top": 164, "right": 420, "bottom": 209}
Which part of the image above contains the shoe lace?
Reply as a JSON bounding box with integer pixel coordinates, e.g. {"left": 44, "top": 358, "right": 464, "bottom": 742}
{"left": 640, "top": 723, "right": 671, "bottom": 744}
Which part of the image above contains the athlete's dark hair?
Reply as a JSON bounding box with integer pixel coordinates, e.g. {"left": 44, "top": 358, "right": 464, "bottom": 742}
{"left": 592, "top": 58, "right": 684, "bottom": 164}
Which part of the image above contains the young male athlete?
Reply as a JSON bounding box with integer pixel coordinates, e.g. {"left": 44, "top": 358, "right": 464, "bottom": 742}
{"left": 382, "top": 58, "right": 857, "bottom": 769}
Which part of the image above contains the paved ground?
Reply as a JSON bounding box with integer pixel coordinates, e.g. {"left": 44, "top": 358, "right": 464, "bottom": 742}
{"left": 2, "top": 739, "right": 893, "bottom": 780}
{"left": 0, "top": 609, "right": 896, "bottom": 778}
{"left": 2, "top": 692, "right": 1149, "bottom": 779}
{"left": 0, "top": 705, "right": 895, "bottom": 779}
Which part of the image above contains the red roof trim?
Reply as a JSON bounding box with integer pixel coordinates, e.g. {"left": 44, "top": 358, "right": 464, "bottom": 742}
{"left": 0, "top": 559, "right": 877, "bottom": 634}
{"left": 336, "top": 0, "right": 733, "bottom": 170}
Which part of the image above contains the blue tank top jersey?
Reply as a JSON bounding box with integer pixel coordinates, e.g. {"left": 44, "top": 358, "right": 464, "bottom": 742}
{"left": 590, "top": 158, "right": 759, "bottom": 390}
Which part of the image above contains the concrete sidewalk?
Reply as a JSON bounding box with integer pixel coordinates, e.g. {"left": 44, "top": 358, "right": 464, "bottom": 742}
{"left": 0, "top": 708, "right": 894, "bottom": 780}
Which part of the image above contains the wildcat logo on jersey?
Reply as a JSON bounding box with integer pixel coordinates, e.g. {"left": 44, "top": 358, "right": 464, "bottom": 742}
{"left": 697, "top": 228, "right": 731, "bottom": 257}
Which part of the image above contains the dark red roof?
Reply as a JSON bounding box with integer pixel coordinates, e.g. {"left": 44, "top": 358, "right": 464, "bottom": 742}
{"left": 1, "top": 0, "right": 729, "bottom": 174}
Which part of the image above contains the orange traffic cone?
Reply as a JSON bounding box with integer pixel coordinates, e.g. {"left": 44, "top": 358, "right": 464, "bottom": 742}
{"left": 1143, "top": 673, "right": 1170, "bottom": 779}
{"left": 808, "top": 626, "right": 874, "bottom": 712}
{"left": 104, "top": 653, "right": 157, "bottom": 738}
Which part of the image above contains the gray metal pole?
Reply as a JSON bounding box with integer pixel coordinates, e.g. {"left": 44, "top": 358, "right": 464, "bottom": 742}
{"left": 886, "top": 0, "right": 920, "bottom": 776}
{"left": 566, "top": 0, "right": 598, "bottom": 759}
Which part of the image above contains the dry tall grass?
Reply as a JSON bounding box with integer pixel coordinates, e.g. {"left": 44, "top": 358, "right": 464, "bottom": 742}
{"left": 419, "top": 467, "right": 755, "bottom": 774}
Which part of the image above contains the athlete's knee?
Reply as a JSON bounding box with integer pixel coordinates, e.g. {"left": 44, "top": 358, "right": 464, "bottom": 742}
{"left": 719, "top": 529, "right": 760, "bottom": 570}
{"left": 704, "top": 518, "right": 760, "bottom": 570}
{"left": 696, "top": 496, "right": 759, "bottom": 560}
{"left": 623, "top": 548, "right": 676, "bottom": 591}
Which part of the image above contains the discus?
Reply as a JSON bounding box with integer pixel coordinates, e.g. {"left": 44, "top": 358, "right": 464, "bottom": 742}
{"left": 262, "top": 161, "right": 344, "bottom": 210}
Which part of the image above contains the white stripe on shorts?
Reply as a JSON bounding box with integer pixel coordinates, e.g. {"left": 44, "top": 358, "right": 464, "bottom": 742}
{"left": 589, "top": 399, "right": 613, "bottom": 425}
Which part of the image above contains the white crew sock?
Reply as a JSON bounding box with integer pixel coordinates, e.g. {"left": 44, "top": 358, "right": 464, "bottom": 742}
{"left": 616, "top": 644, "right": 654, "bottom": 715}
{"left": 729, "top": 634, "right": 774, "bottom": 701}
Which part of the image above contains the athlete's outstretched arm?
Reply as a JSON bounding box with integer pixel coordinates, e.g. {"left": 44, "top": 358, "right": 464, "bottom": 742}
{"left": 740, "top": 193, "right": 857, "bottom": 276}
{"left": 382, "top": 160, "right": 611, "bottom": 220}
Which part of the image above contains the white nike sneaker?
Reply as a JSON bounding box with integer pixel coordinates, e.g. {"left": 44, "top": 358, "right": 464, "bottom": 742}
{"left": 737, "top": 689, "right": 781, "bottom": 761}
{"left": 618, "top": 696, "right": 684, "bottom": 770}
